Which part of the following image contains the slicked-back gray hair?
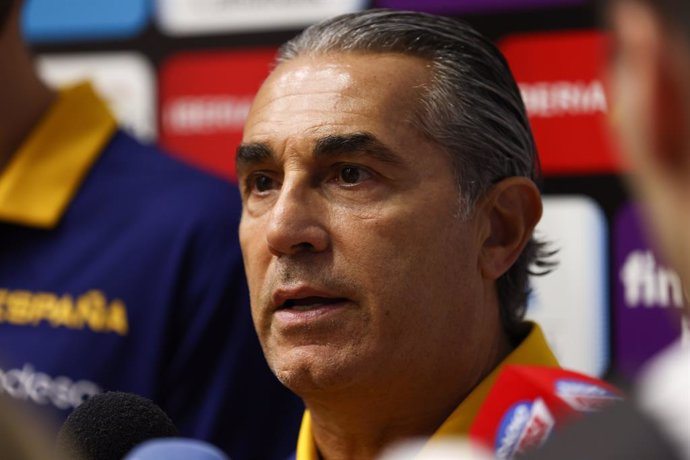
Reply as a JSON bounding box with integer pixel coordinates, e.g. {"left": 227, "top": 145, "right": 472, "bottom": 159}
{"left": 277, "top": 9, "right": 553, "bottom": 339}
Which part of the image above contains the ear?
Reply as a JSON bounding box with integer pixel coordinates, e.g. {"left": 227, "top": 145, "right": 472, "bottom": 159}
{"left": 478, "top": 177, "right": 542, "bottom": 281}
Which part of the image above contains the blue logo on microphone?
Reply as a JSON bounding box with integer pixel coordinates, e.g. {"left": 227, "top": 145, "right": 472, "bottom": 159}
{"left": 494, "top": 398, "right": 554, "bottom": 460}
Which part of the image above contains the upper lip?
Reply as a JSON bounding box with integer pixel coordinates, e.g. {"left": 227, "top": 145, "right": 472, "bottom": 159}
{"left": 271, "top": 286, "right": 347, "bottom": 310}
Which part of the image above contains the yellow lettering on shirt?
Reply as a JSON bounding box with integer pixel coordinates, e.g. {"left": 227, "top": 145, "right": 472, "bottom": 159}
{"left": 106, "top": 299, "right": 129, "bottom": 336}
{"left": 0, "top": 289, "right": 7, "bottom": 321}
{"left": 0, "top": 288, "right": 129, "bottom": 335}
{"left": 78, "top": 290, "right": 106, "bottom": 332}
{"left": 7, "top": 291, "right": 32, "bottom": 325}
{"left": 31, "top": 293, "right": 56, "bottom": 325}
{"left": 53, "top": 295, "right": 77, "bottom": 328}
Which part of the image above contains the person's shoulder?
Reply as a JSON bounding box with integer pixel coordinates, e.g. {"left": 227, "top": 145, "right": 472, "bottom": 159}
{"left": 97, "top": 129, "right": 242, "bottom": 221}
{"left": 103, "top": 130, "right": 238, "bottom": 193}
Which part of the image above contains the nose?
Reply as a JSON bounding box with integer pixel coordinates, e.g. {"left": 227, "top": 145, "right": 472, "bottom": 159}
{"left": 265, "top": 180, "right": 330, "bottom": 257}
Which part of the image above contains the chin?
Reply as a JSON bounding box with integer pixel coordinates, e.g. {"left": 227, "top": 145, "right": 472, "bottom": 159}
{"left": 268, "top": 346, "right": 359, "bottom": 397}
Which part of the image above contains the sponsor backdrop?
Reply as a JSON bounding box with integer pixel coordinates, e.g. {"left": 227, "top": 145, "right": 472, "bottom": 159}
{"left": 25, "top": 0, "right": 687, "bottom": 383}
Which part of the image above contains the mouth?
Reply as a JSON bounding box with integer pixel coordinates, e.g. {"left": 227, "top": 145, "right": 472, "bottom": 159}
{"left": 272, "top": 285, "right": 352, "bottom": 313}
{"left": 270, "top": 287, "right": 355, "bottom": 329}
{"left": 279, "top": 296, "right": 349, "bottom": 311}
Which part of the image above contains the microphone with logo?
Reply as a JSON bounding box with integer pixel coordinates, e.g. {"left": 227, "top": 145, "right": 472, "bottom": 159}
{"left": 56, "top": 391, "right": 179, "bottom": 460}
{"left": 468, "top": 365, "right": 623, "bottom": 459}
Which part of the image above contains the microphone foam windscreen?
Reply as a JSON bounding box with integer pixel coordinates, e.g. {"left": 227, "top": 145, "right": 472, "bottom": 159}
{"left": 56, "top": 391, "right": 178, "bottom": 460}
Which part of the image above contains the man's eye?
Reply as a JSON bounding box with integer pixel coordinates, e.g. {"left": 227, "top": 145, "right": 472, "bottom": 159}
{"left": 338, "top": 166, "right": 371, "bottom": 185}
{"left": 250, "top": 174, "right": 276, "bottom": 193}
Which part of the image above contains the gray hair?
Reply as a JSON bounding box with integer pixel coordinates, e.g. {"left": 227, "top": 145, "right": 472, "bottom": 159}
{"left": 277, "top": 9, "right": 553, "bottom": 339}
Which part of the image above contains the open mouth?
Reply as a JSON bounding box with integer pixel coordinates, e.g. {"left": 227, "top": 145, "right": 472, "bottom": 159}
{"left": 279, "top": 297, "right": 349, "bottom": 311}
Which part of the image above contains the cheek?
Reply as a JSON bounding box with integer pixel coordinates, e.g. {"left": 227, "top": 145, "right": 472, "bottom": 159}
{"left": 347, "top": 223, "right": 480, "bottom": 364}
{"left": 239, "top": 219, "right": 269, "bottom": 295}
{"left": 238, "top": 223, "right": 255, "bottom": 276}
{"left": 343, "top": 208, "right": 477, "bottom": 310}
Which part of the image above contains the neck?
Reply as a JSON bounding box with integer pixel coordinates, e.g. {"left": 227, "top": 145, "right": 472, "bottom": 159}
{"left": 307, "top": 392, "right": 445, "bottom": 460}
{"left": 0, "top": 10, "right": 56, "bottom": 173}
{"left": 306, "top": 298, "right": 512, "bottom": 460}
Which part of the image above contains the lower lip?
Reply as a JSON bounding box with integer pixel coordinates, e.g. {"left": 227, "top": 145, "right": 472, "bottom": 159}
{"left": 273, "top": 301, "right": 350, "bottom": 326}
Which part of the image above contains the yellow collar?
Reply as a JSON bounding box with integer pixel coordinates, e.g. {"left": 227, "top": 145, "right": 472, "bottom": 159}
{"left": 420, "top": 322, "right": 559, "bottom": 450}
{"left": 0, "top": 82, "right": 116, "bottom": 228}
{"left": 295, "top": 323, "right": 559, "bottom": 460}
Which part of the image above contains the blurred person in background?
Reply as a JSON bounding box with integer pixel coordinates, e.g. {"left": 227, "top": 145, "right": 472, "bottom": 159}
{"left": 528, "top": 1, "right": 690, "bottom": 458}
{"left": 606, "top": 0, "right": 689, "bottom": 456}
{"left": 0, "top": 0, "right": 302, "bottom": 458}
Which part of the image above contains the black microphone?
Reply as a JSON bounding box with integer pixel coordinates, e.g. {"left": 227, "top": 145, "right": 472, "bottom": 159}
{"left": 56, "top": 391, "right": 178, "bottom": 460}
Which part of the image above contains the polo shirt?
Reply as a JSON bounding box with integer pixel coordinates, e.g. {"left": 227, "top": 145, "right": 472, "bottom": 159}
{"left": 294, "top": 323, "right": 559, "bottom": 460}
{"left": 0, "top": 83, "right": 303, "bottom": 459}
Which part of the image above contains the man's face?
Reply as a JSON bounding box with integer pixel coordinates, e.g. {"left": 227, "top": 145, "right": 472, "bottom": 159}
{"left": 238, "top": 52, "right": 489, "bottom": 397}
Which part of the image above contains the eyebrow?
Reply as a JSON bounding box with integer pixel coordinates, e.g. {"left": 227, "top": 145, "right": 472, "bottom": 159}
{"left": 236, "top": 143, "right": 272, "bottom": 173}
{"left": 236, "top": 132, "right": 403, "bottom": 173}
{"left": 313, "top": 132, "right": 403, "bottom": 166}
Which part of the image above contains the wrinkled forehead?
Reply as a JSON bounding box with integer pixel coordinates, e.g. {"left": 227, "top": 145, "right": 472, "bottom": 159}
{"left": 243, "top": 52, "right": 433, "bottom": 144}
{"left": 265, "top": 51, "right": 432, "bottom": 95}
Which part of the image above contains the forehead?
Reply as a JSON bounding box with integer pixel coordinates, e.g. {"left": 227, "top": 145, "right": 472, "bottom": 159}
{"left": 242, "top": 52, "right": 433, "bottom": 148}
